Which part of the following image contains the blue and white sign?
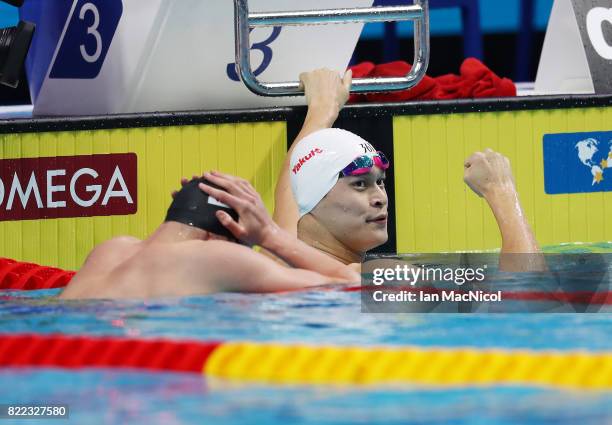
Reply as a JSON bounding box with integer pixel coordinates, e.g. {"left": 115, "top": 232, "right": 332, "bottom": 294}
{"left": 543, "top": 131, "right": 612, "bottom": 194}
{"left": 50, "top": 0, "right": 123, "bottom": 79}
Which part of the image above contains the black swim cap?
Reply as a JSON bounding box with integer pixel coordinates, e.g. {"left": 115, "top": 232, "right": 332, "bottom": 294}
{"left": 165, "top": 178, "right": 239, "bottom": 239}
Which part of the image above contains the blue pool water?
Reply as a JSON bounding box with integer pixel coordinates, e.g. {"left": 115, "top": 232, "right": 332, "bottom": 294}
{"left": 0, "top": 369, "right": 610, "bottom": 425}
{"left": 1, "top": 243, "right": 611, "bottom": 424}
{"left": 2, "top": 289, "right": 612, "bottom": 349}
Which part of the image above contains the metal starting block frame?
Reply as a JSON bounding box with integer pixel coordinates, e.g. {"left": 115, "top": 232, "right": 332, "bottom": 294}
{"left": 234, "top": 0, "right": 430, "bottom": 96}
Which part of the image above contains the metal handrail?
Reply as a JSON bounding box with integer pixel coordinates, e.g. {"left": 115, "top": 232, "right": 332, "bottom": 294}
{"left": 233, "top": 0, "right": 430, "bottom": 96}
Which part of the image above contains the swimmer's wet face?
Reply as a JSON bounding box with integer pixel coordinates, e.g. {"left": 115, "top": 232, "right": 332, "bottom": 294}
{"left": 290, "top": 128, "right": 391, "bottom": 253}
{"left": 309, "top": 167, "right": 388, "bottom": 252}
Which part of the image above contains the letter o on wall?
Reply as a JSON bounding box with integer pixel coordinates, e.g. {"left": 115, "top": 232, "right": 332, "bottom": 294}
{"left": 0, "top": 178, "right": 3, "bottom": 205}
{"left": 587, "top": 7, "right": 612, "bottom": 60}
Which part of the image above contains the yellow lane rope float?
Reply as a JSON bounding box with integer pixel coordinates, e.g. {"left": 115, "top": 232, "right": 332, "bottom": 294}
{"left": 205, "top": 342, "right": 611, "bottom": 390}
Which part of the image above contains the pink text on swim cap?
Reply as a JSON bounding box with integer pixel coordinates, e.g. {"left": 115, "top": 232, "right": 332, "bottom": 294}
{"left": 292, "top": 148, "right": 324, "bottom": 174}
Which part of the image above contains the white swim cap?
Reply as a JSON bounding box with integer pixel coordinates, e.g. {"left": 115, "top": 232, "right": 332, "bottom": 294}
{"left": 290, "top": 128, "right": 377, "bottom": 217}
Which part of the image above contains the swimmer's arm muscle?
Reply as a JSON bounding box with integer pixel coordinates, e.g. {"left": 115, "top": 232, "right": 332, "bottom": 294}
{"left": 273, "top": 70, "right": 351, "bottom": 235}
{"left": 464, "top": 150, "right": 545, "bottom": 272}
{"left": 209, "top": 243, "right": 344, "bottom": 293}
{"left": 260, "top": 228, "right": 359, "bottom": 284}
{"left": 273, "top": 102, "right": 337, "bottom": 232}
{"left": 485, "top": 188, "right": 547, "bottom": 271}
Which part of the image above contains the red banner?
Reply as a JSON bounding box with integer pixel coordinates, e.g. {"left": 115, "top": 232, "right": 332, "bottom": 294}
{"left": 0, "top": 154, "right": 137, "bottom": 221}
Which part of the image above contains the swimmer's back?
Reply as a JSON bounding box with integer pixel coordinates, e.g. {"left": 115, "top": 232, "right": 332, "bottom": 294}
{"left": 59, "top": 238, "right": 274, "bottom": 299}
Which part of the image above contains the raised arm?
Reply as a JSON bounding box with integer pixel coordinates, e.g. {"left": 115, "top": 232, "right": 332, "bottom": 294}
{"left": 463, "top": 149, "right": 546, "bottom": 271}
{"left": 200, "top": 171, "right": 359, "bottom": 283}
{"left": 273, "top": 69, "right": 352, "bottom": 235}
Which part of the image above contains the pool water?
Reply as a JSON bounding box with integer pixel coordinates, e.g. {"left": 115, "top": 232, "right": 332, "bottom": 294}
{"left": 1, "top": 369, "right": 610, "bottom": 425}
{"left": 1, "top": 243, "right": 611, "bottom": 424}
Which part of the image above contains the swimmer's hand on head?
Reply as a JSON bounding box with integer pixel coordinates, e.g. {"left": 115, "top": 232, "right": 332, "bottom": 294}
{"left": 200, "top": 171, "right": 360, "bottom": 283}
{"left": 198, "top": 171, "right": 280, "bottom": 248}
{"left": 464, "top": 149, "right": 545, "bottom": 271}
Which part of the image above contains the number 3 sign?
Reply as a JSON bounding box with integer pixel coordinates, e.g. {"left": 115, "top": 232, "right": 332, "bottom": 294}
{"left": 536, "top": 0, "right": 612, "bottom": 94}
{"left": 50, "top": 0, "right": 123, "bottom": 79}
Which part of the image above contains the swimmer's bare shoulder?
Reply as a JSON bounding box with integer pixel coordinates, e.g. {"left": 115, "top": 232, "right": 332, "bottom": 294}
{"left": 59, "top": 236, "right": 143, "bottom": 299}
{"left": 83, "top": 236, "right": 141, "bottom": 265}
{"left": 68, "top": 236, "right": 141, "bottom": 280}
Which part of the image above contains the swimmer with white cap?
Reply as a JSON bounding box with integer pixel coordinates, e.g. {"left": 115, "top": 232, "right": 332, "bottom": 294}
{"left": 289, "top": 128, "right": 390, "bottom": 265}
{"left": 272, "top": 69, "right": 543, "bottom": 271}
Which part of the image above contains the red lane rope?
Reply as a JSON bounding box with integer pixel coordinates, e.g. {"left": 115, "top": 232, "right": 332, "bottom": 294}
{"left": 0, "top": 258, "right": 75, "bottom": 290}
{"left": 0, "top": 334, "right": 221, "bottom": 373}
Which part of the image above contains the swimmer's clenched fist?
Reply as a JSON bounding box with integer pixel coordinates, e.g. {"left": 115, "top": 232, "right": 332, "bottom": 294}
{"left": 463, "top": 148, "right": 516, "bottom": 198}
